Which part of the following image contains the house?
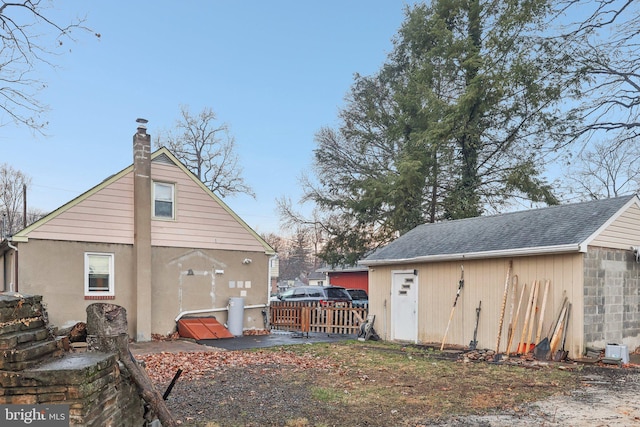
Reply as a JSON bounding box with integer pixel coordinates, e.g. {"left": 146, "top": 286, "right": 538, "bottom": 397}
{"left": 360, "top": 195, "right": 640, "bottom": 359}
{"left": 276, "top": 278, "right": 305, "bottom": 294}
{"left": 318, "top": 264, "right": 368, "bottom": 292}
{"left": 307, "top": 270, "right": 328, "bottom": 286}
{"left": 0, "top": 121, "right": 275, "bottom": 341}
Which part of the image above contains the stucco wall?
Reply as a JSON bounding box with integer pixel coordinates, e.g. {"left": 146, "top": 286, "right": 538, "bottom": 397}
{"left": 17, "top": 240, "right": 135, "bottom": 332}
{"left": 584, "top": 246, "right": 640, "bottom": 352}
{"left": 16, "top": 239, "right": 270, "bottom": 337}
{"left": 152, "top": 247, "right": 271, "bottom": 335}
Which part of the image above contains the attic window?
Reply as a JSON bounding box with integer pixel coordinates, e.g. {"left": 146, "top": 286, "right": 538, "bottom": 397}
{"left": 153, "top": 181, "right": 175, "bottom": 219}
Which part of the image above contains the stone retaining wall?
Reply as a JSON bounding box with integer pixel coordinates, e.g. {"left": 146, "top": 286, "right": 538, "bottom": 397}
{"left": 0, "top": 293, "right": 146, "bottom": 426}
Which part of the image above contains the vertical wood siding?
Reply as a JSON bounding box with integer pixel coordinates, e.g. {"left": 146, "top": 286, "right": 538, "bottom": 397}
{"left": 590, "top": 203, "right": 640, "bottom": 249}
{"left": 368, "top": 253, "right": 584, "bottom": 357}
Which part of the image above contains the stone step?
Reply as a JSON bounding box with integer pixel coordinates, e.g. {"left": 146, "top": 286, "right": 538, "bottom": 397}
{"left": 0, "top": 339, "right": 62, "bottom": 371}
{"left": 0, "top": 294, "right": 43, "bottom": 323}
{"left": 0, "top": 327, "right": 51, "bottom": 350}
{"left": 0, "top": 317, "right": 46, "bottom": 337}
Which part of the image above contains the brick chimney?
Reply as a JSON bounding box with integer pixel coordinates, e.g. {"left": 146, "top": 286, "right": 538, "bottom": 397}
{"left": 133, "top": 118, "right": 152, "bottom": 342}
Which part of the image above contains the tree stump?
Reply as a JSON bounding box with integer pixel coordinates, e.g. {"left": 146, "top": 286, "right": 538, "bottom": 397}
{"left": 86, "top": 303, "right": 177, "bottom": 427}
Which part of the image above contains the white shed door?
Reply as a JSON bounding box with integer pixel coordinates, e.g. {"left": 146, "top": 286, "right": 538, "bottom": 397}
{"left": 392, "top": 271, "right": 417, "bottom": 342}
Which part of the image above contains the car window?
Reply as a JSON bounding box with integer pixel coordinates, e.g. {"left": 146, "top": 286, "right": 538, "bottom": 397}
{"left": 292, "top": 289, "right": 308, "bottom": 298}
{"left": 326, "top": 288, "right": 350, "bottom": 299}
{"left": 280, "top": 289, "right": 294, "bottom": 298}
{"left": 349, "top": 290, "right": 367, "bottom": 300}
{"left": 307, "top": 289, "right": 323, "bottom": 298}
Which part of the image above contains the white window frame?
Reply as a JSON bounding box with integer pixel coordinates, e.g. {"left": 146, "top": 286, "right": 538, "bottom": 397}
{"left": 84, "top": 252, "right": 115, "bottom": 297}
{"left": 152, "top": 181, "right": 175, "bottom": 219}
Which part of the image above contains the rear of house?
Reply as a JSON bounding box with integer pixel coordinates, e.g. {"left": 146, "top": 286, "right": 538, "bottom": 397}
{"left": 1, "top": 121, "right": 274, "bottom": 341}
{"left": 361, "top": 195, "right": 640, "bottom": 359}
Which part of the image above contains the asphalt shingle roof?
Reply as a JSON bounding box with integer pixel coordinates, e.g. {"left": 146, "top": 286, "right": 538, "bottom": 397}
{"left": 362, "top": 195, "right": 637, "bottom": 264}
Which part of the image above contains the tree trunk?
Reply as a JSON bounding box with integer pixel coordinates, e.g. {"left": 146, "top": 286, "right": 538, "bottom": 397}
{"left": 86, "top": 303, "right": 178, "bottom": 427}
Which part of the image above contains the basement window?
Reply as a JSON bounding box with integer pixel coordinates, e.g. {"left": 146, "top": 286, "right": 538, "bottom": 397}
{"left": 85, "top": 253, "right": 115, "bottom": 299}
{"left": 153, "top": 181, "right": 175, "bottom": 219}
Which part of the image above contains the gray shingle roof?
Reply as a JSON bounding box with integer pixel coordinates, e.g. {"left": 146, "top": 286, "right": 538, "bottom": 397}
{"left": 361, "top": 195, "right": 637, "bottom": 265}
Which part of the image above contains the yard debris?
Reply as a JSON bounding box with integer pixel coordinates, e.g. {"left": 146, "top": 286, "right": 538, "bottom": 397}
{"left": 463, "top": 348, "right": 497, "bottom": 362}
{"left": 69, "top": 322, "right": 87, "bottom": 342}
{"left": 243, "top": 329, "right": 270, "bottom": 336}
{"left": 139, "top": 349, "right": 337, "bottom": 384}
{"left": 151, "top": 332, "right": 181, "bottom": 341}
{"left": 461, "top": 348, "right": 568, "bottom": 367}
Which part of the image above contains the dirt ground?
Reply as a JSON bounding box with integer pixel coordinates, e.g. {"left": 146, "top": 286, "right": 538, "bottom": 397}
{"left": 140, "top": 343, "right": 640, "bottom": 427}
{"left": 453, "top": 366, "right": 640, "bottom": 426}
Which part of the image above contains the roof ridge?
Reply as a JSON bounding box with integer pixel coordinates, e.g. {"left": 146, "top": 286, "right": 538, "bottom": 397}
{"left": 363, "top": 194, "right": 639, "bottom": 264}
{"left": 430, "top": 194, "right": 637, "bottom": 225}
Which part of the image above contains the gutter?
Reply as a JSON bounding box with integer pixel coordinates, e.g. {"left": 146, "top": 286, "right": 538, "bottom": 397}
{"left": 359, "top": 243, "right": 583, "bottom": 267}
{"left": 175, "top": 303, "right": 268, "bottom": 322}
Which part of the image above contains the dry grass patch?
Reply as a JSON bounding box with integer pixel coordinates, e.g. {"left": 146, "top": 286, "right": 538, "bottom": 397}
{"left": 273, "top": 341, "right": 579, "bottom": 421}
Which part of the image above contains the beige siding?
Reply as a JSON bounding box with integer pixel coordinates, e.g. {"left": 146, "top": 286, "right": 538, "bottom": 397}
{"left": 26, "top": 175, "right": 134, "bottom": 244}
{"left": 590, "top": 202, "right": 640, "bottom": 249}
{"left": 24, "top": 162, "right": 266, "bottom": 253}
{"left": 368, "top": 253, "right": 584, "bottom": 358}
{"left": 150, "top": 163, "right": 265, "bottom": 252}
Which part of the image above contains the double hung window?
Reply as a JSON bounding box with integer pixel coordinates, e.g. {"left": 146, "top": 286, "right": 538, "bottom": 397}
{"left": 153, "top": 182, "right": 175, "bottom": 219}
{"left": 85, "top": 253, "right": 114, "bottom": 297}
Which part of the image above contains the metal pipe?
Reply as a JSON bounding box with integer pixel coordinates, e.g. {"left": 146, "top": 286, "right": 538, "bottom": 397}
{"left": 174, "top": 307, "right": 228, "bottom": 322}
{"left": 6, "top": 239, "right": 18, "bottom": 292}
{"left": 174, "top": 303, "right": 268, "bottom": 322}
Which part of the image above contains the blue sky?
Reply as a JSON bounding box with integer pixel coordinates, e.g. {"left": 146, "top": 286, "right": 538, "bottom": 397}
{"left": 2, "top": 1, "right": 417, "bottom": 235}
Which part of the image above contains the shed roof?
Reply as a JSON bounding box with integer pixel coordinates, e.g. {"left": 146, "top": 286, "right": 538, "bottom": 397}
{"left": 361, "top": 195, "right": 639, "bottom": 265}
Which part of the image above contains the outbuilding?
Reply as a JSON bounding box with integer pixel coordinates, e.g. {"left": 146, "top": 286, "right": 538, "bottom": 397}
{"left": 360, "top": 195, "right": 640, "bottom": 359}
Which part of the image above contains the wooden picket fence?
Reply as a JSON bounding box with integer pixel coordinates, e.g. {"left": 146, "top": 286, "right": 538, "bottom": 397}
{"left": 269, "top": 301, "right": 368, "bottom": 335}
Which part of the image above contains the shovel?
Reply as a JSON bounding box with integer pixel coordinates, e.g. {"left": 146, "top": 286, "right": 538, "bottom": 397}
{"left": 533, "top": 337, "right": 551, "bottom": 360}
{"left": 469, "top": 301, "right": 481, "bottom": 350}
{"left": 553, "top": 303, "right": 571, "bottom": 362}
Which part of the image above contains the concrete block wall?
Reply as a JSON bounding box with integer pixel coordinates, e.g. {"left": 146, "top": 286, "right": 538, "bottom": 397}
{"left": 583, "top": 247, "right": 640, "bottom": 350}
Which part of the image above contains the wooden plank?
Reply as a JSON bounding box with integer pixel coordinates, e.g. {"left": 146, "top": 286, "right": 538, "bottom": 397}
{"left": 269, "top": 302, "right": 366, "bottom": 334}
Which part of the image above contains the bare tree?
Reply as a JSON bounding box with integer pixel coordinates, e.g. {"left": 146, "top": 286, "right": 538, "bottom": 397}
{"left": 556, "top": 0, "right": 640, "bottom": 145}
{"left": 277, "top": 196, "right": 328, "bottom": 268}
{"left": 0, "top": 1, "right": 97, "bottom": 132}
{"left": 157, "top": 106, "right": 254, "bottom": 199}
{"left": 563, "top": 140, "right": 640, "bottom": 200}
{"left": 262, "top": 225, "right": 322, "bottom": 282}
{"left": 1, "top": 163, "right": 31, "bottom": 237}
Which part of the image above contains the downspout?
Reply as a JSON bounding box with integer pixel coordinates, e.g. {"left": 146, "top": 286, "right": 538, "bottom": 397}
{"left": 7, "top": 239, "right": 18, "bottom": 292}
{"left": 265, "top": 254, "right": 278, "bottom": 328}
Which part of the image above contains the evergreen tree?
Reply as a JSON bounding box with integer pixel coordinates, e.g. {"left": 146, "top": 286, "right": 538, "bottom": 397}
{"left": 303, "top": 0, "right": 569, "bottom": 264}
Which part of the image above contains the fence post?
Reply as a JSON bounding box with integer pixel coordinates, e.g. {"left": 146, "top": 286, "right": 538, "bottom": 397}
{"left": 301, "top": 306, "right": 310, "bottom": 335}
